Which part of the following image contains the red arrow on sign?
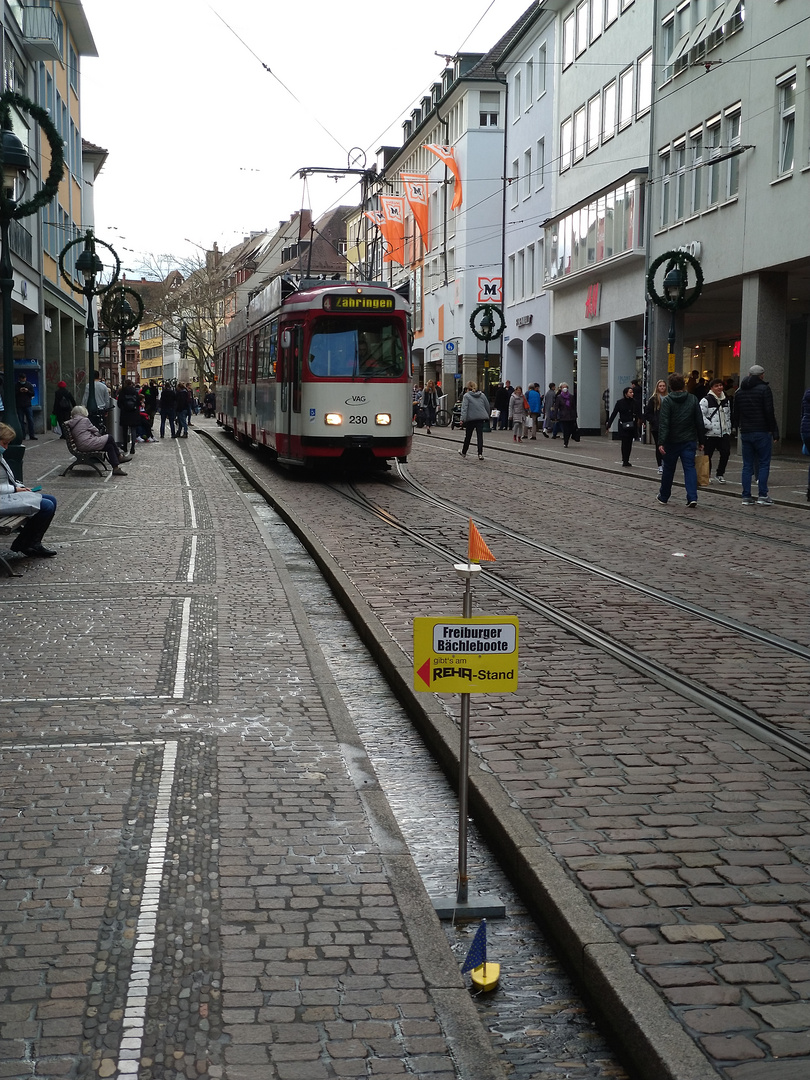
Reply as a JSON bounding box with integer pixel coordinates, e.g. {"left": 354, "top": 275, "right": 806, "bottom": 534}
{"left": 416, "top": 659, "right": 431, "bottom": 688}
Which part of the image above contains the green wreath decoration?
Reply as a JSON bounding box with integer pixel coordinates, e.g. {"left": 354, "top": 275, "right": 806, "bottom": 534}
{"left": 646, "top": 250, "right": 704, "bottom": 312}
{"left": 0, "top": 91, "right": 65, "bottom": 219}
{"left": 469, "top": 303, "right": 505, "bottom": 341}
{"left": 101, "top": 286, "right": 144, "bottom": 334}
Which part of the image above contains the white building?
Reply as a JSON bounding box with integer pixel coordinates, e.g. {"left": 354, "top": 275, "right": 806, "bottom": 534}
{"left": 374, "top": 8, "right": 541, "bottom": 405}
{"left": 499, "top": 4, "right": 557, "bottom": 395}
{"left": 542, "top": 0, "right": 655, "bottom": 432}
{"left": 649, "top": 0, "right": 810, "bottom": 439}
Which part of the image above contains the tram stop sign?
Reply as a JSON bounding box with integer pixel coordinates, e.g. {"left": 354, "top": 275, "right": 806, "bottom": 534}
{"left": 413, "top": 616, "right": 519, "bottom": 693}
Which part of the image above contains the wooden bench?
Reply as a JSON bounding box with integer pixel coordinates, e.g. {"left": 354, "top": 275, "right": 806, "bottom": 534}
{"left": 0, "top": 514, "right": 28, "bottom": 576}
{"left": 62, "top": 425, "right": 109, "bottom": 477}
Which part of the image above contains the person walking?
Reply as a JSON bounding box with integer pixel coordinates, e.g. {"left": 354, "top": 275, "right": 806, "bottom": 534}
{"left": 52, "top": 381, "right": 75, "bottom": 438}
{"left": 655, "top": 372, "right": 704, "bottom": 508}
{"left": 606, "top": 387, "right": 639, "bottom": 467}
{"left": 117, "top": 380, "right": 141, "bottom": 454}
{"left": 421, "top": 380, "right": 438, "bottom": 434}
{"left": 509, "top": 386, "right": 528, "bottom": 442}
{"left": 554, "top": 382, "right": 578, "bottom": 447}
{"left": 65, "top": 407, "right": 130, "bottom": 475}
{"left": 175, "top": 383, "right": 191, "bottom": 437}
{"left": 733, "top": 364, "right": 779, "bottom": 506}
{"left": 458, "top": 383, "right": 490, "bottom": 460}
{"left": 159, "top": 383, "right": 178, "bottom": 439}
{"left": 700, "top": 377, "right": 733, "bottom": 483}
{"left": 526, "top": 383, "right": 541, "bottom": 439}
{"left": 801, "top": 386, "right": 810, "bottom": 503}
{"left": 494, "top": 381, "right": 512, "bottom": 430}
{"left": 81, "top": 370, "right": 112, "bottom": 433}
{"left": 542, "top": 382, "right": 557, "bottom": 438}
{"left": 15, "top": 374, "right": 37, "bottom": 439}
{"left": 645, "top": 379, "right": 668, "bottom": 474}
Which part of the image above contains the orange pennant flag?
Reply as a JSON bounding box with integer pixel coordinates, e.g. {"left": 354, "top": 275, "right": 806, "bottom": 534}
{"left": 424, "top": 143, "right": 463, "bottom": 209}
{"left": 400, "top": 173, "right": 430, "bottom": 249}
{"left": 468, "top": 519, "right": 495, "bottom": 564}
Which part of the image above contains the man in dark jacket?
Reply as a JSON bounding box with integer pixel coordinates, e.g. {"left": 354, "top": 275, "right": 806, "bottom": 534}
{"left": 494, "top": 381, "right": 512, "bottom": 430}
{"left": 732, "top": 364, "right": 779, "bottom": 506}
{"left": 158, "top": 383, "right": 178, "bottom": 439}
{"left": 656, "top": 372, "right": 704, "bottom": 508}
{"left": 15, "top": 374, "right": 37, "bottom": 439}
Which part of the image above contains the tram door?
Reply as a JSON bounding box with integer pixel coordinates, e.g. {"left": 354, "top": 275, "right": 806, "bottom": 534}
{"left": 278, "top": 325, "right": 303, "bottom": 457}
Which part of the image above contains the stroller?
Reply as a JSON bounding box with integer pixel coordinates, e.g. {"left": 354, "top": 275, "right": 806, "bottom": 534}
{"left": 450, "top": 401, "right": 463, "bottom": 430}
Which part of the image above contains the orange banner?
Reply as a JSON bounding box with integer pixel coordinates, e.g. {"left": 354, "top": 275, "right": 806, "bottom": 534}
{"left": 379, "top": 196, "right": 405, "bottom": 265}
{"left": 424, "top": 144, "right": 463, "bottom": 210}
{"left": 400, "top": 173, "right": 429, "bottom": 249}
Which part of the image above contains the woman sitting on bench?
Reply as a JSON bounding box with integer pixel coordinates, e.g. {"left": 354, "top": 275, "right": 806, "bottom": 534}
{"left": 65, "top": 406, "right": 130, "bottom": 475}
{"left": 0, "top": 422, "right": 58, "bottom": 557}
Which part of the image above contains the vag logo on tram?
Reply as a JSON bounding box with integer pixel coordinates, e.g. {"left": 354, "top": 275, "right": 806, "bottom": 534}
{"left": 345, "top": 395, "right": 367, "bottom": 405}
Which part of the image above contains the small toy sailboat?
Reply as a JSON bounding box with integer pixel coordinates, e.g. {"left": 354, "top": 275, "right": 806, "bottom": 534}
{"left": 461, "top": 919, "right": 500, "bottom": 992}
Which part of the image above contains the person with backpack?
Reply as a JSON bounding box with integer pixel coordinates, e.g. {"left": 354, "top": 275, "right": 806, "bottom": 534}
{"left": 117, "top": 380, "right": 141, "bottom": 455}
{"left": 699, "top": 377, "right": 733, "bottom": 483}
{"left": 52, "top": 381, "right": 76, "bottom": 438}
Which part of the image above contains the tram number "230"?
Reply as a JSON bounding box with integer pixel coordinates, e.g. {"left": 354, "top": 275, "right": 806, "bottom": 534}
{"left": 349, "top": 415, "right": 368, "bottom": 424}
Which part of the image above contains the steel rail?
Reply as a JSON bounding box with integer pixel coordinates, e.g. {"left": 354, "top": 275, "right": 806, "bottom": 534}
{"left": 337, "top": 480, "right": 810, "bottom": 771}
{"left": 394, "top": 463, "right": 810, "bottom": 662}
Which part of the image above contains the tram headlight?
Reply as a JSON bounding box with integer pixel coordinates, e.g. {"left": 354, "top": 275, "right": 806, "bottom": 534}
{"left": 325, "top": 412, "right": 343, "bottom": 426}
{"left": 375, "top": 413, "right": 392, "bottom": 426}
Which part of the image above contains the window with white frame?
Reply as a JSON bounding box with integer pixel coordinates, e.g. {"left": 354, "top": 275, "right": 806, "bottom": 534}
{"left": 622, "top": 0, "right": 635, "bottom": 10}
{"left": 513, "top": 72, "right": 522, "bottom": 121}
{"left": 673, "top": 138, "right": 687, "bottom": 220}
{"left": 605, "top": 0, "right": 619, "bottom": 28}
{"left": 511, "top": 159, "right": 520, "bottom": 207}
{"left": 587, "top": 94, "right": 601, "bottom": 153}
{"left": 689, "top": 127, "right": 703, "bottom": 214}
{"left": 590, "top": 0, "right": 603, "bottom": 42}
{"left": 618, "top": 67, "right": 634, "bottom": 128}
{"left": 726, "top": 106, "right": 741, "bottom": 196}
{"left": 661, "top": 13, "right": 675, "bottom": 83}
{"left": 561, "top": 117, "right": 573, "bottom": 171}
{"left": 637, "top": 50, "right": 652, "bottom": 116}
{"left": 706, "top": 115, "right": 722, "bottom": 204}
{"left": 563, "top": 13, "right": 575, "bottom": 69}
{"left": 527, "top": 244, "right": 535, "bottom": 296}
{"left": 517, "top": 249, "right": 525, "bottom": 300}
{"left": 659, "top": 148, "right": 671, "bottom": 227}
{"left": 479, "top": 90, "right": 500, "bottom": 127}
{"left": 576, "top": 2, "right": 589, "bottom": 56}
{"left": 507, "top": 254, "right": 516, "bottom": 302}
{"left": 539, "top": 43, "right": 547, "bottom": 95}
{"left": 603, "top": 80, "right": 617, "bottom": 141}
{"left": 573, "top": 106, "right": 586, "bottom": 162}
{"left": 526, "top": 59, "right": 534, "bottom": 104}
{"left": 777, "top": 71, "right": 796, "bottom": 175}
{"left": 523, "top": 149, "right": 532, "bottom": 199}
{"left": 536, "top": 138, "right": 545, "bottom": 189}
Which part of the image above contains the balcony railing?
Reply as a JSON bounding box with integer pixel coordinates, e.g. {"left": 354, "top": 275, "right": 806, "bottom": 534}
{"left": 23, "top": 6, "right": 62, "bottom": 63}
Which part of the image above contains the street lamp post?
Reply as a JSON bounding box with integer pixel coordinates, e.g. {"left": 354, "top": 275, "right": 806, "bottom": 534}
{"left": 0, "top": 92, "right": 65, "bottom": 481}
{"left": 646, "top": 250, "right": 704, "bottom": 375}
{"left": 101, "top": 285, "right": 144, "bottom": 388}
{"left": 59, "top": 230, "right": 120, "bottom": 421}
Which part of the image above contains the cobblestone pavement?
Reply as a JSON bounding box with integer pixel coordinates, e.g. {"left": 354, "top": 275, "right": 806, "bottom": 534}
{"left": 0, "top": 431, "right": 508, "bottom": 1080}
{"left": 204, "top": 421, "right": 810, "bottom": 1080}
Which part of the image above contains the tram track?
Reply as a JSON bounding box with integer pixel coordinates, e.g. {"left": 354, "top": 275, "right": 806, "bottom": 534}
{"left": 330, "top": 477, "right": 810, "bottom": 771}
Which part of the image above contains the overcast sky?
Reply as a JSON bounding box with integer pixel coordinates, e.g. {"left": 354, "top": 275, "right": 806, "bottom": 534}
{"left": 79, "top": 0, "right": 534, "bottom": 275}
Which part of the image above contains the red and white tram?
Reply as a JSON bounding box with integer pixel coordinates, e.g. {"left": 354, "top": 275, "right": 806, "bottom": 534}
{"left": 215, "top": 278, "right": 412, "bottom": 467}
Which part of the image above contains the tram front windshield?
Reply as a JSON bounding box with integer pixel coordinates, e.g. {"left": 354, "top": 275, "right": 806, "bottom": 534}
{"left": 307, "top": 317, "right": 406, "bottom": 379}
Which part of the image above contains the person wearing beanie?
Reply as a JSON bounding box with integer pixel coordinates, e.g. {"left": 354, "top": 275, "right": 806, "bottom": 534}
{"left": 52, "top": 380, "right": 76, "bottom": 438}
{"left": 732, "top": 364, "right": 779, "bottom": 505}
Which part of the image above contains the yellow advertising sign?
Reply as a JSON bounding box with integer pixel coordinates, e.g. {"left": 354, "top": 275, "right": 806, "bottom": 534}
{"left": 413, "top": 616, "right": 519, "bottom": 694}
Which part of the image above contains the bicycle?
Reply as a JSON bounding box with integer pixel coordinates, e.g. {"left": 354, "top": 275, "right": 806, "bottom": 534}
{"left": 434, "top": 408, "right": 451, "bottom": 428}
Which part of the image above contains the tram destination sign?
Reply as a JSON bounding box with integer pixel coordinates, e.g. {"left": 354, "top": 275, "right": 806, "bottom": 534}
{"left": 413, "top": 616, "right": 519, "bottom": 693}
{"left": 323, "top": 295, "right": 395, "bottom": 311}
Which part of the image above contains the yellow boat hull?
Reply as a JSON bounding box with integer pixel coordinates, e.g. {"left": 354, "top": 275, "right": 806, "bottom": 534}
{"left": 470, "top": 962, "right": 500, "bottom": 992}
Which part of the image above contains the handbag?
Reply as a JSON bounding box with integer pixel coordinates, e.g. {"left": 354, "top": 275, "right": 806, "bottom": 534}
{"left": 696, "top": 452, "right": 710, "bottom": 487}
{"left": 490, "top": 409, "right": 500, "bottom": 419}
{"left": 2, "top": 490, "right": 42, "bottom": 516}
{"left": 619, "top": 420, "right": 636, "bottom": 432}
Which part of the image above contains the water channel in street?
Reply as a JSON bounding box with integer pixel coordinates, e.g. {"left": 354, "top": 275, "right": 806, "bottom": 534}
{"left": 233, "top": 474, "right": 630, "bottom": 1080}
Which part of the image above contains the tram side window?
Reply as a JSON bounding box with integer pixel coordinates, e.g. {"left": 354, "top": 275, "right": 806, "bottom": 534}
{"left": 257, "top": 322, "right": 278, "bottom": 379}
